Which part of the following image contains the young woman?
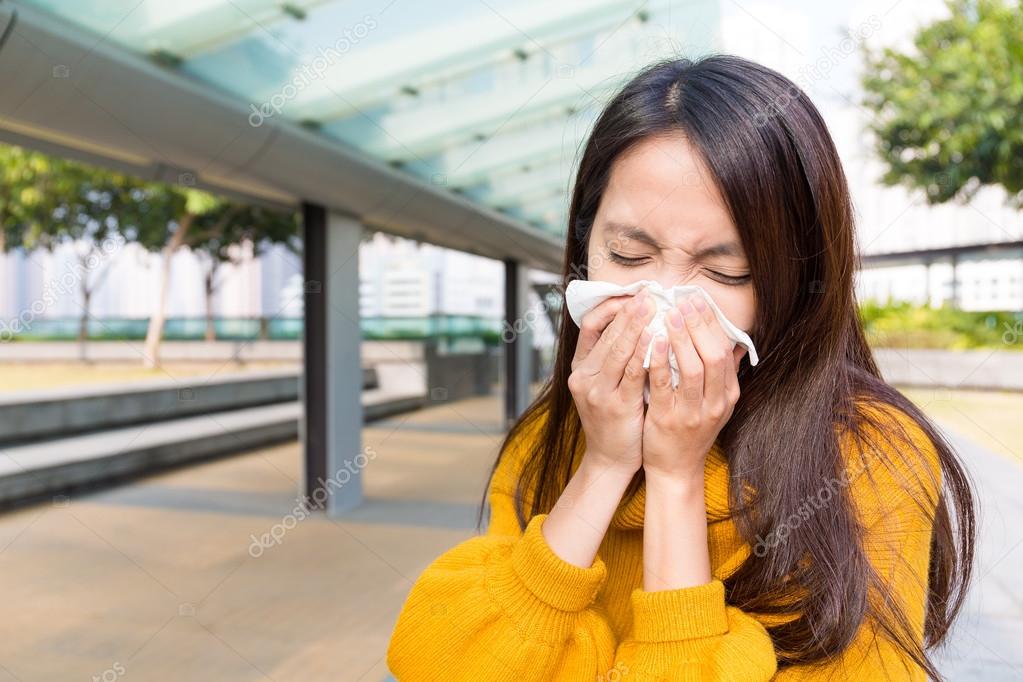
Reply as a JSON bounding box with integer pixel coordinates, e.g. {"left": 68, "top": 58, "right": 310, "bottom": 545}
{"left": 387, "top": 54, "right": 975, "bottom": 681}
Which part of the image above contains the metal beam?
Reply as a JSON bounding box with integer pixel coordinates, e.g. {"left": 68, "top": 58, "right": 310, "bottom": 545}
{"left": 0, "top": 2, "right": 564, "bottom": 271}
{"left": 137, "top": 0, "right": 332, "bottom": 58}
{"left": 860, "top": 240, "right": 1023, "bottom": 267}
{"left": 20, "top": 0, "right": 332, "bottom": 58}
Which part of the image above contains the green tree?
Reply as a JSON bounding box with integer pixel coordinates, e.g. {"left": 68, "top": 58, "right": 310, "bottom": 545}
{"left": 185, "top": 204, "right": 299, "bottom": 341}
{"left": 50, "top": 170, "right": 167, "bottom": 347}
{"left": 138, "top": 188, "right": 221, "bottom": 367}
{"left": 861, "top": 0, "right": 1023, "bottom": 207}
{"left": 0, "top": 145, "right": 59, "bottom": 252}
{"left": 1, "top": 144, "right": 162, "bottom": 351}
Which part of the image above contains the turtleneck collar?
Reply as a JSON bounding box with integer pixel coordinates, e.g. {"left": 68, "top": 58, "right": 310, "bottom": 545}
{"left": 569, "top": 437, "right": 733, "bottom": 530}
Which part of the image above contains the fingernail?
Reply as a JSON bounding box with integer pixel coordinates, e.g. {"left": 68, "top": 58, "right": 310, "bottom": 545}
{"left": 669, "top": 308, "right": 684, "bottom": 328}
{"left": 680, "top": 300, "right": 695, "bottom": 316}
{"left": 655, "top": 337, "right": 667, "bottom": 353}
{"left": 692, "top": 296, "right": 706, "bottom": 311}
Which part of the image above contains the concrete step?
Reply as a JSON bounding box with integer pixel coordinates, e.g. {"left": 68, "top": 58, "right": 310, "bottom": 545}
{"left": 0, "top": 370, "right": 300, "bottom": 446}
{"left": 0, "top": 384, "right": 430, "bottom": 508}
{"left": 0, "top": 402, "right": 302, "bottom": 507}
{"left": 0, "top": 368, "right": 384, "bottom": 447}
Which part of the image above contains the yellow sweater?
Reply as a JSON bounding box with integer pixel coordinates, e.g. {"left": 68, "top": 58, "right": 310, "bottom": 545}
{"left": 387, "top": 400, "right": 940, "bottom": 681}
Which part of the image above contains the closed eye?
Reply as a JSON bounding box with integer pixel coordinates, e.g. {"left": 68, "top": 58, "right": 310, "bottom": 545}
{"left": 608, "top": 252, "right": 750, "bottom": 285}
{"left": 608, "top": 252, "right": 649, "bottom": 266}
{"left": 707, "top": 270, "right": 751, "bottom": 286}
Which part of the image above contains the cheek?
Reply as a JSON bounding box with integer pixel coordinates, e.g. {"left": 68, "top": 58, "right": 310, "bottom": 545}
{"left": 701, "top": 284, "right": 756, "bottom": 331}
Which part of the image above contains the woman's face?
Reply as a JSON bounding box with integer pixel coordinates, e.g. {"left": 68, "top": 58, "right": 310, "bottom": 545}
{"left": 585, "top": 132, "right": 756, "bottom": 332}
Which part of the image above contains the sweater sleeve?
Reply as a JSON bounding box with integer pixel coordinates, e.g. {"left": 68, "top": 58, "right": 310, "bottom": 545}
{"left": 610, "top": 580, "right": 778, "bottom": 681}
{"left": 773, "top": 403, "right": 942, "bottom": 680}
{"left": 386, "top": 418, "right": 619, "bottom": 681}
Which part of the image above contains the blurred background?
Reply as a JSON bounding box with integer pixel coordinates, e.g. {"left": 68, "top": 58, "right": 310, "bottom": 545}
{"left": 0, "top": 0, "right": 1020, "bottom": 679}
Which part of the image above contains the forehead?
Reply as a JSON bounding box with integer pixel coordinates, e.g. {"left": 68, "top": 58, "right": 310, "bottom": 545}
{"left": 595, "top": 132, "right": 737, "bottom": 247}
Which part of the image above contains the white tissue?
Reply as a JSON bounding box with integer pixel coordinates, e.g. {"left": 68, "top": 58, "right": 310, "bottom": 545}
{"left": 564, "top": 279, "right": 759, "bottom": 402}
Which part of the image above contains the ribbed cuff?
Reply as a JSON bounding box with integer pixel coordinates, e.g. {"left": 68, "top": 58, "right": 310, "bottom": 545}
{"left": 500, "top": 513, "right": 607, "bottom": 612}
{"left": 630, "top": 579, "right": 730, "bottom": 641}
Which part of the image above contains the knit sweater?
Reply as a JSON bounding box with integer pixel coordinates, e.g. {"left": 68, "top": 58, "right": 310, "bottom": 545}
{"left": 387, "top": 400, "right": 941, "bottom": 681}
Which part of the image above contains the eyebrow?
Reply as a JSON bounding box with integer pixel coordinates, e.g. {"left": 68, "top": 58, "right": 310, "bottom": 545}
{"left": 604, "top": 222, "right": 744, "bottom": 259}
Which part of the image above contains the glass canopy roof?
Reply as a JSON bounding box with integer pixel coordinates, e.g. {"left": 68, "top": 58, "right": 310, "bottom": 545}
{"left": 19, "top": 0, "right": 720, "bottom": 239}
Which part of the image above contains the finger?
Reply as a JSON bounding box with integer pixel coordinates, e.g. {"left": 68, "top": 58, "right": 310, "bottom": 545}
{"left": 646, "top": 333, "right": 674, "bottom": 412}
{"left": 618, "top": 329, "right": 652, "bottom": 400}
{"left": 725, "top": 345, "right": 745, "bottom": 406}
{"left": 666, "top": 306, "right": 703, "bottom": 406}
{"left": 571, "top": 295, "right": 628, "bottom": 371}
{"left": 597, "top": 290, "right": 656, "bottom": 392}
{"left": 732, "top": 345, "right": 747, "bottom": 374}
{"left": 678, "top": 295, "right": 732, "bottom": 405}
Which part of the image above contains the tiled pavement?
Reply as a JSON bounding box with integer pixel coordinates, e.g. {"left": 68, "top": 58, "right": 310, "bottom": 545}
{"left": 0, "top": 392, "right": 1020, "bottom": 681}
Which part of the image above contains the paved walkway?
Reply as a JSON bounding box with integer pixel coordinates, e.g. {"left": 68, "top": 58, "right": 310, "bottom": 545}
{"left": 934, "top": 426, "right": 1023, "bottom": 679}
{"left": 0, "top": 392, "right": 1020, "bottom": 681}
{"left": 0, "top": 393, "right": 506, "bottom": 682}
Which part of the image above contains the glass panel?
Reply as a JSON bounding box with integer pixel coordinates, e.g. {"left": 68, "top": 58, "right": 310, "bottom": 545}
{"left": 20, "top": 0, "right": 721, "bottom": 237}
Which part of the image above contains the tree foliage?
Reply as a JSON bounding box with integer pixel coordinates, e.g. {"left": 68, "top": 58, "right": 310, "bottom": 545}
{"left": 0, "top": 143, "right": 299, "bottom": 358}
{"left": 861, "top": 0, "right": 1023, "bottom": 207}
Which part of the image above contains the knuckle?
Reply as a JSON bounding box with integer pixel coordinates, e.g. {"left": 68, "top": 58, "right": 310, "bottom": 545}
{"left": 581, "top": 319, "right": 601, "bottom": 337}
{"left": 651, "top": 413, "right": 672, "bottom": 431}
{"left": 628, "top": 318, "right": 646, "bottom": 337}
{"left": 681, "top": 367, "right": 703, "bottom": 382}
{"left": 706, "top": 351, "right": 727, "bottom": 367}
{"left": 652, "top": 373, "right": 673, "bottom": 390}
{"left": 623, "top": 362, "right": 642, "bottom": 381}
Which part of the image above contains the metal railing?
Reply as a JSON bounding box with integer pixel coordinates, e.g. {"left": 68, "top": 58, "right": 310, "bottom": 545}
{"left": 0, "top": 315, "right": 505, "bottom": 343}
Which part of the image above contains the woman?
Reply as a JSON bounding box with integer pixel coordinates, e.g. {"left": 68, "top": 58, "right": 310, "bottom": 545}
{"left": 386, "top": 54, "right": 975, "bottom": 681}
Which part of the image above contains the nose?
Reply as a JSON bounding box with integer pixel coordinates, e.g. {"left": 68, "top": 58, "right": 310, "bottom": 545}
{"left": 652, "top": 268, "right": 697, "bottom": 293}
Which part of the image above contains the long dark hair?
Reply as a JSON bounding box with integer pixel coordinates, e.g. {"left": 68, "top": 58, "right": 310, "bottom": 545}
{"left": 478, "top": 54, "right": 975, "bottom": 677}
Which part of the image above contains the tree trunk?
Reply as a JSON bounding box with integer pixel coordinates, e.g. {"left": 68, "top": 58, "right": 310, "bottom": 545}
{"left": 204, "top": 265, "right": 216, "bottom": 342}
{"left": 77, "top": 249, "right": 92, "bottom": 355}
{"left": 143, "top": 214, "right": 193, "bottom": 369}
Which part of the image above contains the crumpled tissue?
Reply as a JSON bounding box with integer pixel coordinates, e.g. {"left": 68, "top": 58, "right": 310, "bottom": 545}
{"left": 564, "top": 279, "right": 759, "bottom": 402}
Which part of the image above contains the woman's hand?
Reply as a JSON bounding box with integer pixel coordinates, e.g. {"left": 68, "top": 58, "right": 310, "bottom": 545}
{"left": 642, "top": 294, "right": 746, "bottom": 484}
{"left": 568, "top": 288, "right": 656, "bottom": 477}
